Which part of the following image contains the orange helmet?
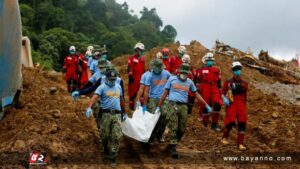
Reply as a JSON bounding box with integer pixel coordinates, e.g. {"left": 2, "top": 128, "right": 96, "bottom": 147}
{"left": 161, "top": 48, "right": 170, "bottom": 56}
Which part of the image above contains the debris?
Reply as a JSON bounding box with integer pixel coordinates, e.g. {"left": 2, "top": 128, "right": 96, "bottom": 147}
{"left": 49, "top": 87, "right": 57, "bottom": 94}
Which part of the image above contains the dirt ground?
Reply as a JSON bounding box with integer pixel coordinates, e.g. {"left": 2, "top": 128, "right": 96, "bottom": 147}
{"left": 0, "top": 41, "right": 299, "bottom": 169}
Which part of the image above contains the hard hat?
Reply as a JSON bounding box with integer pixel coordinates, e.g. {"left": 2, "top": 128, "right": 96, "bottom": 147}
{"left": 178, "top": 46, "right": 186, "bottom": 54}
{"left": 69, "top": 46, "right": 76, "bottom": 51}
{"left": 232, "top": 61, "right": 242, "bottom": 70}
{"left": 178, "top": 63, "right": 191, "bottom": 74}
{"left": 134, "top": 42, "right": 145, "bottom": 50}
{"left": 202, "top": 52, "right": 215, "bottom": 64}
{"left": 87, "top": 46, "right": 94, "bottom": 52}
{"left": 156, "top": 52, "right": 163, "bottom": 59}
{"left": 106, "top": 69, "right": 117, "bottom": 80}
{"left": 161, "top": 48, "right": 170, "bottom": 56}
{"left": 85, "top": 51, "right": 92, "bottom": 57}
{"left": 182, "top": 54, "right": 191, "bottom": 63}
{"left": 151, "top": 58, "right": 164, "bottom": 69}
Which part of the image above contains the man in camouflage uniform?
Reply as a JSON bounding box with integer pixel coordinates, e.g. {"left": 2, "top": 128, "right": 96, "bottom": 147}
{"left": 156, "top": 64, "right": 212, "bottom": 158}
{"left": 142, "top": 59, "right": 171, "bottom": 144}
{"left": 85, "top": 68, "right": 125, "bottom": 166}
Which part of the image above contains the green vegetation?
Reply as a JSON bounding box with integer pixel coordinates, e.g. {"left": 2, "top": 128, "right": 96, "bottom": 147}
{"left": 19, "top": 0, "right": 177, "bottom": 70}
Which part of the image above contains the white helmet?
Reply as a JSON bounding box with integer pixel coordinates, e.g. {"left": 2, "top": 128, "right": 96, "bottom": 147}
{"left": 178, "top": 46, "right": 186, "bottom": 54}
{"left": 134, "top": 42, "right": 145, "bottom": 50}
{"left": 182, "top": 54, "right": 191, "bottom": 63}
{"left": 85, "top": 50, "right": 92, "bottom": 57}
{"left": 87, "top": 46, "right": 94, "bottom": 52}
{"left": 202, "top": 52, "right": 215, "bottom": 64}
{"left": 156, "top": 52, "right": 163, "bottom": 59}
{"left": 232, "top": 61, "right": 242, "bottom": 70}
{"left": 69, "top": 46, "right": 76, "bottom": 51}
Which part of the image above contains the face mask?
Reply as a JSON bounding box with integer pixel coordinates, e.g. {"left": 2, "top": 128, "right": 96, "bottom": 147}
{"left": 233, "top": 70, "right": 241, "bottom": 76}
{"left": 163, "top": 55, "right": 168, "bottom": 59}
{"left": 138, "top": 51, "right": 144, "bottom": 56}
{"left": 179, "top": 53, "right": 184, "bottom": 58}
{"left": 206, "top": 60, "right": 214, "bottom": 67}
{"left": 101, "top": 54, "right": 107, "bottom": 61}
{"left": 153, "top": 67, "right": 162, "bottom": 75}
{"left": 70, "top": 50, "right": 75, "bottom": 55}
{"left": 106, "top": 80, "right": 116, "bottom": 87}
{"left": 179, "top": 74, "right": 188, "bottom": 81}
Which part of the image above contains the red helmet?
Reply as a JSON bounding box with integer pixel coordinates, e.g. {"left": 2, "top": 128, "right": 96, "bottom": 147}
{"left": 161, "top": 48, "right": 170, "bottom": 56}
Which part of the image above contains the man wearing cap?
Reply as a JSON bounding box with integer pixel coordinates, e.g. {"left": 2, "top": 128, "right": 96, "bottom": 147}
{"left": 85, "top": 68, "right": 126, "bottom": 166}
{"left": 194, "top": 52, "right": 222, "bottom": 131}
{"left": 221, "top": 61, "right": 248, "bottom": 151}
{"left": 143, "top": 59, "right": 171, "bottom": 144}
{"left": 128, "top": 42, "right": 146, "bottom": 110}
{"left": 156, "top": 64, "right": 212, "bottom": 158}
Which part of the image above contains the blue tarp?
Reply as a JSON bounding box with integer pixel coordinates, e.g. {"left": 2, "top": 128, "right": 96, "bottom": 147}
{"left": 0, "top": 0, "right": 22, "bottom": 108}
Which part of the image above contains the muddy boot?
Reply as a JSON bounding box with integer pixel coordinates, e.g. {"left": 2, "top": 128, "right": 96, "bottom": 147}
{"left": 110, "top": 152, "right": 117, "bottom": 167}
{"left": 221, "top": 137, "right": 229, "bottom": 145}
{"left": 0, "top": 112, "right": 5, "bottom": 121}
{"left": 238, "top": 144, "right": 247, "bottom": 151}
{"left": 104, "top": 146, "right": 110, "bottom": 160}
{"left": 211, "top": 123, "right": 221, "bottom": 132}
{"left": 166, "top": 144, "right": 178, "bottom": 159}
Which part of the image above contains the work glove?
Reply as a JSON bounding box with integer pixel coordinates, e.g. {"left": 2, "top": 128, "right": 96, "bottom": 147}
{"left": 121, "top": 113, "right": 127, "bottom": 122}
{"left": 205, "top": 104, "right": 213, "bottom": 113}
{"left": 129, "top": 74, "right": 134, "bottom": 84}
{"left": 142, "top": 105, "right": 147, "bottom": 114}
{"left": 222, "top": 96, "right": 230, "bottom": 106}
{"left": 71, "top": 91, "right": 80, "bottom": 101}
{"left": 136, "top": 101, "right": 141, "bottom": 108}
{"left": 154, "top": 107, "right": 160, "bottom": 114}
{"left": 85, "top": 107, "right": 93, "bottom": 119}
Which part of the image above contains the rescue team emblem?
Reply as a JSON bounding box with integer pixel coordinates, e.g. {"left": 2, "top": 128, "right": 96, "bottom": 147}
{"left": 106, "top": 91, "right": 120, "bottom": 97}
{"left": 172, "top": 84, "right": 189, "bottom": 91}
{"left": 153, "top": 79, "right": 167, "bottom": 85}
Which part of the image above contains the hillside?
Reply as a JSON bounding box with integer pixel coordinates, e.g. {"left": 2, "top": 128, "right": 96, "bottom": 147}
{"left": 0, "top": 41, "right": 299, "bottom": 168}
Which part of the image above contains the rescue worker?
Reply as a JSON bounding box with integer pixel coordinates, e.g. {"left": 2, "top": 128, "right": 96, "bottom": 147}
{"left": 170, "top": 46, "right": 185, "bottom": 74}
{"left": 86, "top": 46, "right": 94, "bottom": 78}
{"left": 78, "top": 51, "right": 90, "bottom": 89}
{"left": 221, "top": 61, "right": 248, "bottom": 151}
{"left": 160, "top": 48, "right": 172, "bottom": 72}
{"left": 156, "top": 64, "right": 212, "bottom": 158}
{"left": 143, "top": 59, "right": 171, "bottom": 143}
{"left": 85, "top": 68, "right": 126, "bottom": 166}
{"left": 194, "top": 52, "right": 222, "bottom": 131}
{"left": 128, "top": 42, "right": 145, "bottom": 110}
{"left": 181, "top": 54, "right": 196, "bottom": 115}
{"left": 89, "top": 51, "right": 101, "bottom": 75}
{"left": 63, "top": 46, "right": 79, "bottom": 93}
{"left": 136, "top": 64, "right": 153, "bottom": 108}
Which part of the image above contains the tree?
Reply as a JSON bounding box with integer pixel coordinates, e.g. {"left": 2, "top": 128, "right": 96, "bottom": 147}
{"left": 161, "top": 25, "right": 177, "bottom": 43}
{"left": 140, "top": 7, "right": 163, "bottom": 29}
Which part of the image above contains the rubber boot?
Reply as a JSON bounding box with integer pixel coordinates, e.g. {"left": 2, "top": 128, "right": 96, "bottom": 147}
{"left": 166, "top": 144, "right": 178, "bottom": 159}
{"left": 211, "top": 122, "right": 221, "bottom": 132}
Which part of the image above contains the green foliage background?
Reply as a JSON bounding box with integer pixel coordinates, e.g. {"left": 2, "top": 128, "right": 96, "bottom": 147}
{"left": 19, "top": 0, "right": 177, "bottom": 70}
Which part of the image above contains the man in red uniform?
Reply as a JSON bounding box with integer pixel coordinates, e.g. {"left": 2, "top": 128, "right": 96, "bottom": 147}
{"left": 170, "top": 45, "right": 185, "bottom": 74}
{"left": 195, "top": 52, "right": 222, "bottom": 131}
{"left": 128, "top": 42, "right": 145, "bottom": 110}
{"left": 221, "top": 61, "right": 248, "bottom": 151}
{"left": 78, "top": 51, "right": 90, "bottom": 89}
{"left": 63, "top": 46, "right": 79, "bottom": 93}
{"left": 160, "top": 48, "right": 172, "bottom": 72}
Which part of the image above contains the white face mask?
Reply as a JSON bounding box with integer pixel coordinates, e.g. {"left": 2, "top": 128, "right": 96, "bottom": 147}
{"left": 179, "top": 74, "right": 188, "bottom": 81}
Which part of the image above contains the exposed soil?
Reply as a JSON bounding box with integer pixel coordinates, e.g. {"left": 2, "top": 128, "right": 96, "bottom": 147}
{"left": 0, "top": 41, "right": 299, "bottom": 169}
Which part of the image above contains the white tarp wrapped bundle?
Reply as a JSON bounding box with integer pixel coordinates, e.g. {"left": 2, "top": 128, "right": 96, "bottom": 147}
{"left": 121, "top": 107, "right": 160, "bottom": 143}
